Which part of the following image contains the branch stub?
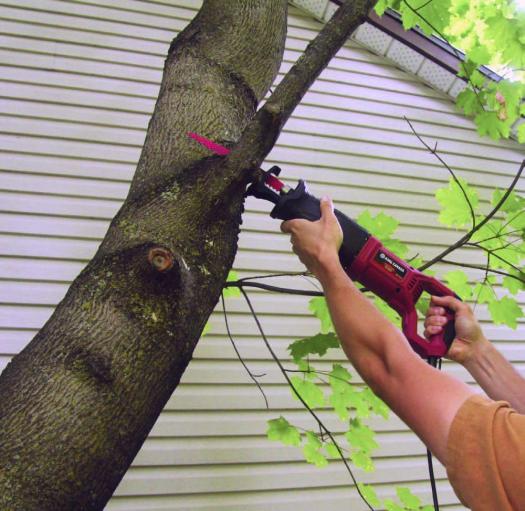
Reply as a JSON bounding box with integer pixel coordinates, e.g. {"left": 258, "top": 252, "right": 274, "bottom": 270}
{"left": 148, "top": 247, "right": 175, "bottom": 272}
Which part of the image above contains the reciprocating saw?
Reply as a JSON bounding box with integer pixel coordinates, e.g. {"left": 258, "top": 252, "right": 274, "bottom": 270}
{"left": 189, "top": 132, "right": 458, "bottom": 359}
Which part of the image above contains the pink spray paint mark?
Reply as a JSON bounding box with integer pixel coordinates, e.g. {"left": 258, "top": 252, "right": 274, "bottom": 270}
{"left": 188, "top": 131, "right": 285, "bottom": 192}
{"left": 187, "top": 132, "right": 231, "bottom": 155}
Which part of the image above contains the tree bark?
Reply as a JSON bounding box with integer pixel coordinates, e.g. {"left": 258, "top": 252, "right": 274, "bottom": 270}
{"left": 0, "top": 2, "right": 287, "bottom": 509}
{"left": 0, "top": 1, "right": 375, "bottom": 509}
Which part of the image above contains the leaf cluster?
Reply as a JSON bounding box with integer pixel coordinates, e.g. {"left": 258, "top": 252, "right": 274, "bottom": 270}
{"left": 435, "top": 178, "right": 525, "bottom": 328}
{"left": 376, "top": 0, "right": 525, "bottom": 143}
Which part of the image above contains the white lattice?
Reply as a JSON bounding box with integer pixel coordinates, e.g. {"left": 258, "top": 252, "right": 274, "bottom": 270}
{"left": 386, "top": 40, "right": 424, "bottom": 74}
{"left": 417, "top": 59, "right": 456, "bottom": 92}
{"left": 290, "top": 0, "right": 329, "bottom": 19}
{"left": 352, "top": 22, "right": 393, "bottom": 56}
{"left": 448, "top": 78, "right": 468, "bottom": 99}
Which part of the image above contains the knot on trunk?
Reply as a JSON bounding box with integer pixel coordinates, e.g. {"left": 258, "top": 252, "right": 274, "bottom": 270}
{"left": 65, "top": 347, "right": 113, "bottom": 385}
{"left": 148, "top": 247, "right": 174, "bottom": 272}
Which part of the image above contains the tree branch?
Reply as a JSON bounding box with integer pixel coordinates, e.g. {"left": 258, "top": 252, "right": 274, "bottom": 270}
{"left": 224, "top": 0, "right": 378, "bottom": 184}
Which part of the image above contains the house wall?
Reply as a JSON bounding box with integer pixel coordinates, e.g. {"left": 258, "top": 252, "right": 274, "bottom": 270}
{"left": 1, "top": 1, "right": 524, "bottom": 510}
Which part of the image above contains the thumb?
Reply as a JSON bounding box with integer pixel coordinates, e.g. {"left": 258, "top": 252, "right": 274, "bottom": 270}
{"left": 320, "top": 196, "right": 334, "bottom": 219}
{"left": 431, "top": 294, "right": 464, "bottom": 312}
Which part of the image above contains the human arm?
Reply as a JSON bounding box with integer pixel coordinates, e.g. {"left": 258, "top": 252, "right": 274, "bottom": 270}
{"left": 425, "top": 295, "right": 525, "bottom": 413}
{"left": 281, "top": 198, "right": 474, "bottom": 465}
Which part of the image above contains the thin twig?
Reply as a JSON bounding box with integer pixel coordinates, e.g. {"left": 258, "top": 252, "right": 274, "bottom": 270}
{"left": 225, "top": 280, "right": 324, "bottom": 297}
{"left": 405, "top": 116, "right": 476, "bottom": 230}
{"left": 238, "top": 271, "right": 310, "bottom": 283}
{"left": 239, "top": 287, "right": 376, "bottom": 511}
{"left": 221, "top": 292, "right": 269, "bottom": 409}
{"left": 464, "top": 243, "right": 524, "bottom": 274}
{"left": 441, "top": 259, "right": 525, "bottom": 285}
{"left": 419, "top": 159, "right": 525, "bottom": 271}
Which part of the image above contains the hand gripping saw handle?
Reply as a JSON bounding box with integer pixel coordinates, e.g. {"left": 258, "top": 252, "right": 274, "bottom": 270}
{"left": 188, "top": 133, "right": 458, "bottom": 358}
{"left": 247, "top": 167, "right": 458, "bottom": 359}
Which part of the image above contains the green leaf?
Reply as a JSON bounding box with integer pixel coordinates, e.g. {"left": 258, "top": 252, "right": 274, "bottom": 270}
{"left": 290, "top": 376, "right": 325, "bottom": 408}
{"left": 346, "top": 419, "right": 378, "bottom": 452}
{"left": 350, "top": 449, "right": 375, "bottom": 472}
{"left": 396, "top": 487, "right": 421, "bottom": 510}
{"left": 348, "top": 390, "right": 370, "bottom": 419}
{"left": 475, "top": 111, "right": 510, "bottom": 140}
{"left": 303, "top": 431, "right": 328, "bottom": 467}
{"left": 357, "top": 210, "right": 398, "bottom": 240}
{"left": 357, "top": 210, "right": 407, "bottom": 257}
{"left": 383, "top": 499, "right": 404, "bottom": 511}
{"left": 374, "top": 0, "right": 389, "bottom": 16}
{"left": 308, "top": 297, "right": 333, "bottom": 333}
{"left": 473, "top": 282, "right": 495, "bottom": 304}
{"left": 328, "top": 363, "right": 352, "bottom": 392}
{"left": 503, "top": 275, "right": 523, "bottom": 295}
{"left": 518, "top": 123, "right": 525, "bottom": 144}
{"left": 357, "top": 483, "right": 381, "bottom": 507}
{"left": 324, "top": 441, "right": 341, "bottom": 458}
{"left": 488, "top": 296, "right": 524, "bottom": 328}
{"left": 456, "top": 88, "right": 481, "bottom": 116}
{"left": 361, "top": 387, "right": 390, "bottom": 419}
{"left": 222, "top": 270, "right": 240, "bottom": 298}
{"left": 468, "top": 46, "right": 490, "bottom": 66}
{"left": 444, "top": 270, "right": 472, "bottom": 300}
{"left": 267, "top": 417, "right": 301, "bottom": 446}
{"left": 492, "top": 189, "right": 525, "bottom": 213}
{"left": 382, "top": 238, "right": 409, "bottom": 259}
{"left": 288, "top": 332, "right": 340, "bottom": 362}
{"left": 435, "top": 177, "right": 478, "bottom": 227}
{"left": 330, "top": 390, "right": 351, "bottom": 421}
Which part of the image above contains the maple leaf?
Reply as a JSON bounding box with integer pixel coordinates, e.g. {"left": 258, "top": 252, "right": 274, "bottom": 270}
{"left": 444, "top": 270, "right": 472, "bottom": 300}
{"left": 488, "top": 296, "right": 523, "bottom": 328}
{"left": 303, "top": 431, "right": 328, "bottom": 467}
{"left": 267, "top": 417, "right": 301, "bottom": 446}
{"left": 308, "top": 297, "right": 333, "bottom": 333}
{"left": 435, "top": 177, "right": 478, "bottom": 228}
{"left": 290, "top": 376, "right": 325, "bottom": 408}
{"left": 288, "top": 332, "right": 340, "bottom": 362}
{"left": 396, "top": 487, "right": 421, "bottom": 510}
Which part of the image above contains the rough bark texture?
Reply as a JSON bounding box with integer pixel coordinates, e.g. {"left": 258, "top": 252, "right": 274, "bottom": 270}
{"left": 0, "top": 0, "right": 377, "bottom": 509}
{"left": 0, "top": 2, "right": 287, "bottom": 509}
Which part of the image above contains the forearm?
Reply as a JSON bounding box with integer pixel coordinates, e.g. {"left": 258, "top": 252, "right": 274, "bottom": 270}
{"left": 317, "top": 260, "right": 415, "bottom": 392}
{"left": 464, "top": 339, "right": 525, "bottom": 413}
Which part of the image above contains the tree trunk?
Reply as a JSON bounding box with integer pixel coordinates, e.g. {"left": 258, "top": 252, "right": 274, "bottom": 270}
{"left": 0, "top": 2, "right": 287, "bottom": 509}
{"left": 0, "top": 0, "right": 377, "bottom": 508}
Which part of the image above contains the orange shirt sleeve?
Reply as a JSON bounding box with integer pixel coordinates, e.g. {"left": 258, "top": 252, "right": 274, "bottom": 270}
{"left": 446, "top": 394, "right": 525, "bottom": 511}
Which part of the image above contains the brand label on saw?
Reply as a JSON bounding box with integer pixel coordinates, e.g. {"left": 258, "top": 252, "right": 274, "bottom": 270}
{"left": 375, "top": 251, "right": 407, "bottom": 279}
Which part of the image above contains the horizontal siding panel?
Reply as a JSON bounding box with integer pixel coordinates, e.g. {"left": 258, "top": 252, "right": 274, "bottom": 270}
{"left": 1, "top": 97, "right": 519, "bottom": 156}
{"left": 113, "top": 457, "right": 445, "bottom": 495}
{"left": 1, "top": 107, "right": 522, "bottom": 172}
{"left": 133, "top": 430, "right": 425, "bottom": 466}
{"left": 0, "top": 45, "right": 427, "bottom": 97}
{"left": 106, "top": 484, "right": 459, "bottom": 511}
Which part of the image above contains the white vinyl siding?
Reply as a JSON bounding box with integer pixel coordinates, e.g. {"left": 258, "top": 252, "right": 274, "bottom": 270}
{"left": 0, "top": 1, "right": 524, "bottom": 510}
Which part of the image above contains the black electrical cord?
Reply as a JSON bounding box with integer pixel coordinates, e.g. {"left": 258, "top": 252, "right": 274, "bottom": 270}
{"left": 426, "top": 356, "right": 442, "bottom": 511}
